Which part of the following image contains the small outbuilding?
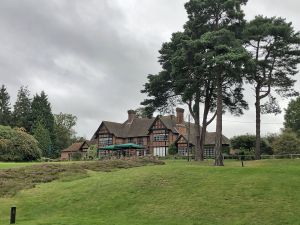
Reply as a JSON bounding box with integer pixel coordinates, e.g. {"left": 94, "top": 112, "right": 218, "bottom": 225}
{"left": 60, "top": 141, "right": 89, "bottom": 160}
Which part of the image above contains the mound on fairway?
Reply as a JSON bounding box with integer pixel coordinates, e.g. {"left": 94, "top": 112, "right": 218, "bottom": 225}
{"left": 0, "top": 159, "right": 299, "bottom": 225}
{"left": 0, "top": 158, "right": 164, "bottom": 197}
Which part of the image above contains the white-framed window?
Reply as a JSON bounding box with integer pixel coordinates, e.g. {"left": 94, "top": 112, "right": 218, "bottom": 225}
{"left": 204, "top": 147, "right": 214, "bottom": 158}
{"left": 99, "top": 134, "right": 113, "bottom": 146}
{"left": 178, "top": 147, "right": 188, "bottom": 156}
{"left": 153, "top": 134, "right": 168, "bottom": 142}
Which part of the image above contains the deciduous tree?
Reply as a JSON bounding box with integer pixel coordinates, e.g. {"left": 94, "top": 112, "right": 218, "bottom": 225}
{"left": 284, "top": 97, "right": 300, "bottom": 135}
{"left": 33, "top": 121, "right": 52, "bottom": 157}
{"left": 0, "top": 125, "right": 41, "bottom": 161}
{"left": 231, "top": 134, "right": 273, "bottom": 155}
{"left": 272, "top": 130, "right": 300, "bottom": 154}
{"left": 53, "top": 113, "right": 77, "bottom": 156}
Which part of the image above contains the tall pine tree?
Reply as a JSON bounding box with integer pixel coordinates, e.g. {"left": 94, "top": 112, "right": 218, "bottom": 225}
{"left": 13, "top": 86, "right": 32, "bottom": 131}
{"left": 31, "top": 91, "right": 54, "bottom": 133}
{"left": 185, "top": 0, "right": 249, "bottom": 166}
{"left": 142, "top": 0, "right": 249, "bottom": 166}
{"left": 31, "top": 91, "right": 56, "bottom": 157}
{"left": 0, "top": 85, "right": 12, "bottom": 126}
{"left": 244, "top": 16, "right": 300, "bottom": 159}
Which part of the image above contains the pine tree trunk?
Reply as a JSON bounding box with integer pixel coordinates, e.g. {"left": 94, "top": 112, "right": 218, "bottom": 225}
{"left": 194, "top": 93, "right": 202, "bottom": 161}
{"left": 199, "top": 123, "right": 206, "bottom": 161}
{"left": 214, "top": 77, "right": 224, "bottom": 166}
{"left": 194, "top": 117, "right": 202, "bottom": 161}
{"left": 255, "top": 86, "right": 261, "bottom": 160}
{"left": 199, "top": 100, "right": 210, "bottom": 161}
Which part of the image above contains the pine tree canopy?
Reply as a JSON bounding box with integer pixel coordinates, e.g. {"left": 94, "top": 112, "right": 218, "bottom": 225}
{"left": 0, "top": 85, "right": 12, "bottom": 126}
{"left": 13, "top": 86, "right": 32, "bottom": 131}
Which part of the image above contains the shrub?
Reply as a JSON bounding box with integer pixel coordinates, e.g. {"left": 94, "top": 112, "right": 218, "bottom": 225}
{"left": 168, "top": 143, "right": 178, "bottom": 155}
{"left": 0, "top": 125, "right": 41, "bottom": 161}
{"left": 236, "top": 148, "right": 255, "bottom": 160}
{"left": 87, "top": 144, "right": 98, "bottom": 160}
{"left": 222, "top": 146, "right": 230, "bottom": 155}
{"left": 231, "top": 134, "right": 273, "bottom": 155}
{"left": 71, "top": 152, "right": 83, "bottom": 161}
{"left": 272, "top": 131, "right": 300, "bottom": 154}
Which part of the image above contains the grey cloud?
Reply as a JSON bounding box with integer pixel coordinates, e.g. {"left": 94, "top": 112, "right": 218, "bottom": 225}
{"left": 0, "top": 0, "right": 299, "bottom": 138}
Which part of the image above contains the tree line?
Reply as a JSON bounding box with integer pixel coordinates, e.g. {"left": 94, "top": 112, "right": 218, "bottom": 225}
{"left": 141, "top": 0, "right": 300, "bottom": 166}
{"left": 0, "top": 85, "right": 78, "bottom": 159}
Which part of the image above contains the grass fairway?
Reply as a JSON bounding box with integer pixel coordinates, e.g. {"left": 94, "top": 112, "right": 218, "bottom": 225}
{"left": 0, "top": 160, "right": 299, "bottom": 225}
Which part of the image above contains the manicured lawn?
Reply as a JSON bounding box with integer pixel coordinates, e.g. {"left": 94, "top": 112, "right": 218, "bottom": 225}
{"left": 0, "top": 159, "right": 299, "bottom": 225}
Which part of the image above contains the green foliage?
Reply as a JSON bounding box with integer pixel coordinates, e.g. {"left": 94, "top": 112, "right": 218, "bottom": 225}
{"left": 53, "top": 113, "right": 77, "bottom": 157}
{"left": 0, "top": 125, "right": 41, "bottom": 161}
{"left": 1, "top": 86, "right": 78, "bottom": 159}
{"left": 184, "top": 0, "right": 248, "bottom": 36}
{"left": 272, "top": 130, "right": 300, "bottom": 154}
{"left": 231, "top": 134, "right": 273, "bottom": 155}
{"left": 33, "top": 121, "right": 52, "bottom": 158}
{"left": 12, "top": 86, "right": 32, "bottom": 131}
{"left": 135, "top": 107, "right": 154, "bottom": 119}
{"left": 141, "top": 0, "right": 250, "bottom": 164}
{"left": 31, "top": 91, "right": 54, "bottom": 133}
{"left": 244, "top": 15, "right": 300, "bottom": 110}
{"left": 72, "top": 136, "right": 86, "bottom": 143}
{"left": 284, "top": 97, "right": 300, "bottom": 135}
{"left": 243, "top": 15, "right": 300, "bottom": 159}
{"left": 222, "top": 146, "right": 230, "bottom": 155}
{"left": 0, "top": 85, "right": 12, "bottom": 126}
{"left": 87, "top": 144, "right": 98, "bottom": 160}
{"left": 168, "top": 143, "right": 178, "bottom": 155}
{"left": 31, "top": 91, "right": 57, "bottom": 158}
{"left": 71, "top": 152, "right": 83, "bottom": 161}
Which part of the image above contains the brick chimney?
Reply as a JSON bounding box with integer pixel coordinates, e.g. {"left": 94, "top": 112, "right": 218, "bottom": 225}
{"left": 127, "top": 110, "right": 136, "bottom": 124}
{"left": 176, "top": 107, "right": 184, "bottom": 124}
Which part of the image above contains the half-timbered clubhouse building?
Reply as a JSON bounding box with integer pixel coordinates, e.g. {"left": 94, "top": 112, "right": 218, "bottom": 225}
{"left": 61, "top": 108, "right": 230, "bottom": 160}
{"left": 92, "top": 108, "right": 229, "bottom": 157}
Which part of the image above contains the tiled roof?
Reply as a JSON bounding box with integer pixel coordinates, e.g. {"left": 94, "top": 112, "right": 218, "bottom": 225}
{"left": 100, "top": 118, "right": 155, "bottom": 138}
{"left": 125, "top": 118, "right": 155, "bottom": 137}
{"left": 92, "top": 115, "right": 230, "bottom": 146}
{"left": 61, "top": 142, "right": 84, "bottom": 153}
{"left": 179, "top": 122, "right": 230, "bottom": 145}
{"left": 102, "top": 121, "right": 124, "bottom": 137}
{"left": 160, "top": 116, "right": 178, "bottom": 133}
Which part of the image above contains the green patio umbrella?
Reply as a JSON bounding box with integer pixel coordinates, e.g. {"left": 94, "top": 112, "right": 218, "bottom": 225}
{"left": 99, "top": 143, "right": 144, "bottom": 151}
{"left": 116, "top": 143, "right": 145, "bottom": 149}
{"left": 99, "top": 145, "right": 121, "bottom": 151}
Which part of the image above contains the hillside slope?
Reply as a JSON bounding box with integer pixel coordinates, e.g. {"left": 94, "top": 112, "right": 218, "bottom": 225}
{"left": 0, "top": 160, "right": 299, "bottom": 225}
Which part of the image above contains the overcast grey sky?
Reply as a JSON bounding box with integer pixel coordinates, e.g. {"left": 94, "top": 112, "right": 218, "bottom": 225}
{"left": 0, "top": 0, "right": 299, "bottom": 139}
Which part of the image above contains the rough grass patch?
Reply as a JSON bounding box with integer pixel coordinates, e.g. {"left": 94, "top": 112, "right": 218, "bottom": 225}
{"left": 0, "top": 158, "right": 164, "bottom": 197}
